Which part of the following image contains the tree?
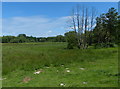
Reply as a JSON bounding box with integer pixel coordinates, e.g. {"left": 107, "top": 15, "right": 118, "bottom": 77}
{"left": 55, "top": 35, "right": 65, "bottom": 42}
{"left": 105, "top": 8, "right": 119, "bottom": 43}
{"left": 67, "top": 5, "right": 96, "bottom": 49}
{"left": 88, "top": 7, "right": 97, "bottom": 45}
{"left": 2, "top": 36, "right": 15, "bottom": 43}
{"left": 116, "top": 15, "right": 120, "bottom": 43}
{"left": 18, "top": 34, "right": 27, "bottom": 38}
{"left": 93, "top": 7, "right": 120, "bottom": 48}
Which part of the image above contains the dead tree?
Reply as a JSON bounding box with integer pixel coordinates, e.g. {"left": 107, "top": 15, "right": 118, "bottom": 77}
{"left": 83, "top": 8, "right": 88, "bottom": 49}
{"left": 72, "top": 8, "right": 77, "bottom": 33}
{"left": 68, "top": 5, "right": 96, "bottom": 49}
{"left": 89, "top": 7, "right": 97, "bottom": 45}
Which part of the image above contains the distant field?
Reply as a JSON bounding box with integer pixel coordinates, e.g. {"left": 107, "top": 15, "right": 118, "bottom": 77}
{"left": 2, "top": 42, "right": 118, "bottom": 87}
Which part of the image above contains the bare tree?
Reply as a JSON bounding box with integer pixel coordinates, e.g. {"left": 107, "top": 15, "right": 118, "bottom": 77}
{"left": 67, "top": 5, "right": 96, "bottom": 49}
{"left": 81, "top": 6, "right": 85, "bottom": 34}
{"left": 76, "top": 5, "right": 82, "bottom": 48}
{"left": 72, "top": 8, "right": 77, "bottom": 33}
{"left": 83, "top": 7, "right": 88, "bottom": 49}
{"left": 89, "top": 7, "right": 97, "bottom": 45}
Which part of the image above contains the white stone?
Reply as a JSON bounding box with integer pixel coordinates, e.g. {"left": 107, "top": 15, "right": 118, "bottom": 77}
{"left": 0, "top": 78, "right": 6, "bottom": 80}
{"left": 34, "top": 70, "right": 42, "bottom": 74}
{"left": 80, "top": 68, "right": 85, "bottom": 70}
{"left": 60, "top": 83, "right": 65, "bottom": 86}
{"left": 83, "top": 82, "right": 87, "bottom": 84}
{"left": 66, "top": 70, "right": 70, "bottom": 72}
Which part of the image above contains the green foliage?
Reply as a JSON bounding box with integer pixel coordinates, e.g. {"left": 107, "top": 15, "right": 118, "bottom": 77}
{"left": 10, "top": 38, "right": 21, "bottom": 43}
{"left": 65, "top": 7, "right": 120, "bottom": 49}
{"left": 2, "top": 36, "right": 15, "bottom": 43}
{"left": 67, "top": 43, "right": 74, "bottom": 49}
{"left": 64, "top": 31, "right": 77, "bottom": 49}
{"left": 38, "top": 37, "right": 47, "bottom": 42}
{"left": 93, "top": 7, "right": 120, "bottom": 48}
{"left": 2, "top": 34, "right": 66, "bottom": 43}
{"left": 94, "top": 43, "right": 117, "bottom": 49}
{"left": 55, "top": 35, "right": 66, "bottom": 42}
{"left": 18, "top": 34, "right": 27, "bottom": 38}
{"left": 46, "top": 37, "right": 56, "bottom": 42}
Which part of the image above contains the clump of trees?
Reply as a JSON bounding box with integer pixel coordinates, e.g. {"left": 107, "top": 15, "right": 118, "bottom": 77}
{"left": 93, "top": 8, "right": 120, "bottom": 47}
{"left": 65, "top": 7, "right": 120, "bottom": 49}
{"left": 66, "top": 5, "right": 97, "bottom": 49}
{"left": 2, "top": 34, "right": 38, "bottom": 43}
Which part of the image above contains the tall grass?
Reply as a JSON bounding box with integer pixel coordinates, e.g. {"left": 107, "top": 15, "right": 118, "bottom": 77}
{"left": 2, "top": 42, "right": 118, "bottom": 75}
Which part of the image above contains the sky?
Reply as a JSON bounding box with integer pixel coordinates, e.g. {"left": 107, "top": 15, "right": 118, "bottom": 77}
{"left": 2, "top": 0, "right": 120, "bottom": 2}
{"left": 2, "top": 2, "right": 119, "bottom": 37}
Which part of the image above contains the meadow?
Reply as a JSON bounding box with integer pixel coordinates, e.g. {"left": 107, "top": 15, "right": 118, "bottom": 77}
{"left": 2, "top": 42, "right": 118, "bottom": 87}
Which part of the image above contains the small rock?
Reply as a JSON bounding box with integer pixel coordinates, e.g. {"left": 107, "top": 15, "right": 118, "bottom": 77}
{"left": 34, "top": 70, "right": 43, "bottom": 74}
{"left": 0, "top": 78, "right": 6, "bottom": 80}
{"left": 60, "top": 83, "right": 65, "bottom": 86}
{"left": 66, "top": 70, "right": 70, "bottom": 72}
{"left": 80, "top": 68, "right": 85, "bottom": 70}
{"left": 83, "top": 82, "right": 87, "bottom": 84}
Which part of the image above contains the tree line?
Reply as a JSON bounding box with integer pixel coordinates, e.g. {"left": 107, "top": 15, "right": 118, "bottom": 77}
{"left": 1, "top": 34, "right": 66, "bottom": 43}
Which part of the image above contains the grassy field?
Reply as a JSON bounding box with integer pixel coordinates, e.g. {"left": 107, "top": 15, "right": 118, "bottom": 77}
{"left": 2, "top": 42, "right": 118, "bottom": 87}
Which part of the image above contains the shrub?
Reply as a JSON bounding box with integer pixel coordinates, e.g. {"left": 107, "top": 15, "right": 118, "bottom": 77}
{"left": 65, "top": 31, "right": 77, "bottom": 49}
{"left": 67, "top": 43, "right": 74, "bottom": 49}
{"left": 94, "top": 43, "right": 116, "bottom": 49}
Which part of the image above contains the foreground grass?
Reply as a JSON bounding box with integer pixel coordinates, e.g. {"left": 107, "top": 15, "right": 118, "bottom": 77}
{"left": 2, "top": 42, "right": 118, "bottom": 87}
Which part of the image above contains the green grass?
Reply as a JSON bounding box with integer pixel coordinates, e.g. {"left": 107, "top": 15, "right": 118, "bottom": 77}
{"left": 2, "top": 42, "right": 118, "bottom": 87}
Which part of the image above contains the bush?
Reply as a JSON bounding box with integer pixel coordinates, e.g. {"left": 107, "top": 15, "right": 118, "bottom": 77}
{"left": 65, "top": 31, "right": 78, "bottom": 49}
{"left": 94, "top": 43, "right": 116, "bottom": 49}
{"left": 67, "top": 43, "right": 74, "bottom": 49}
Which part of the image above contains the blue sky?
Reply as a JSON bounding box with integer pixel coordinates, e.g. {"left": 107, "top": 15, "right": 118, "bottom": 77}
{"left": 2, "top": 2, "right": 118, "bottom": 37}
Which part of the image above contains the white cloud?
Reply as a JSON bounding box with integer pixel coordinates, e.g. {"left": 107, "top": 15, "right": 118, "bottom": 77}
{"left": 2, "top": 16, "right": 69, "bottom": 37}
